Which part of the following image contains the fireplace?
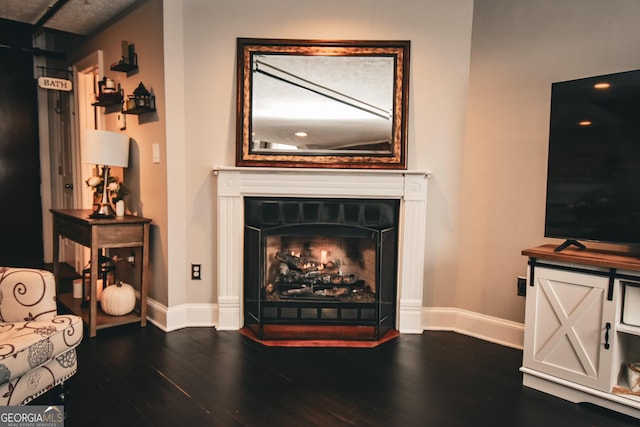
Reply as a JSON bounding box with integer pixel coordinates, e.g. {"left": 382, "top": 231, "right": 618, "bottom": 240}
{"left": 215, "top": 167, "right": 428, "bottom": 337}
{"left": 243, "top": 197, "right": 399, "bottom": 340}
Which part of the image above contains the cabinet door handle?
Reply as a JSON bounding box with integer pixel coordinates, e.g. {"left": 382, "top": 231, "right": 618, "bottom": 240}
{"left": 604, "top": 322, "right": 611, "bottom": 350}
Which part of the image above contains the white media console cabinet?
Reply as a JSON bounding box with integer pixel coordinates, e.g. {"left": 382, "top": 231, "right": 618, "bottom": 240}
{"left": 522, "top": 244, "right": 640, "bottom": 419}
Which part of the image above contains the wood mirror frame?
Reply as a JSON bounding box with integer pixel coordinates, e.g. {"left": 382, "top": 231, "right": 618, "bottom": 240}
{"left": 236, "top": 38, "right": 410, "bottom": 169}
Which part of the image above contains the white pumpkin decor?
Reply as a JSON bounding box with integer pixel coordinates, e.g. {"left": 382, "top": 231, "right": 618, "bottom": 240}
{"left": 101, "top": 281, "right": 136, "bottom": 316}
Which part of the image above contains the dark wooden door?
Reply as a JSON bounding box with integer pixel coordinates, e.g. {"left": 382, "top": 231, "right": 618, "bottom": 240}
{"left": 0, "top": 40, "right": 44, "bottom": 267}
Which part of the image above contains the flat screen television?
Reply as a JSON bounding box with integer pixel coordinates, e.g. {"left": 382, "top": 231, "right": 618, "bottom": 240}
{"left": 544, "top": 69, "right": 640, "bottom": 251}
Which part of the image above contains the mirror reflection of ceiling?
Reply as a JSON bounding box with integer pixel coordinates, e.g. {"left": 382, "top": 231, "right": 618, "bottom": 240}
{"left": 251, "top": 54, "right": 394, "bottom": 152}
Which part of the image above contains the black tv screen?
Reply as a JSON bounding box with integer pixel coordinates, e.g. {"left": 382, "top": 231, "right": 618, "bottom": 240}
{"left": 545, "top": 69, "right": 640, "bottom": 248}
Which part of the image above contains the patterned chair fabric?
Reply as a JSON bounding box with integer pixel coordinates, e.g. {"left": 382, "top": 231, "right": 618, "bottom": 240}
{"left": 0, "top": 267, "right": 82, "bottom": 406}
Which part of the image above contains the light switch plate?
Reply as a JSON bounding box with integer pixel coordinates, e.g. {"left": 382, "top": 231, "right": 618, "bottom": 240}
{"left": 152, "top": 143, "right": 160, "bottom": 163}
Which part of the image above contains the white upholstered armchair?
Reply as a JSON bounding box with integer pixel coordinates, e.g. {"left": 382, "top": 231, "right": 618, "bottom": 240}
{"left": 0, "top": 267, "right": 82, "bottom": 405}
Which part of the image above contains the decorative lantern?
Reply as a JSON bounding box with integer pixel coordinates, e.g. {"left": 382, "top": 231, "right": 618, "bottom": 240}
{"left": 129, "top": 82, "right": 155, "bottom": 110}
{"left": 82, "top": 252, "right": 116, "bottom": 305}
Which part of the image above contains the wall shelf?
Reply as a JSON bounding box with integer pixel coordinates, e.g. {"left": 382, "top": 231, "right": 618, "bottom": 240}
{"left": 92, "top": 92, "right": 123, "bottom": 108}
{"left": 110, "top": 50, "right": 138, "bottom": 73}
{"left": 122, "top": 105, "right": 155, "bottom": 115}
{"left": 110, "top": 59, "right": 138, "bottom": 73}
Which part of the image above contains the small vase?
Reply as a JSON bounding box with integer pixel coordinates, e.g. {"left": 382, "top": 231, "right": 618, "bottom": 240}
{"left": 115, "top": 200, "right": 125, "bottom": 217}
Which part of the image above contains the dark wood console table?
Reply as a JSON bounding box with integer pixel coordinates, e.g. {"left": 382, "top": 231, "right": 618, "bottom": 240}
{"left": 51, "top": 209, "right": 151, "bottom": 337}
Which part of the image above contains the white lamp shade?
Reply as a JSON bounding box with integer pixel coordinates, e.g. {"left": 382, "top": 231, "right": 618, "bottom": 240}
{"left": 82, "top": 129, "right": 130, "bottom": 167}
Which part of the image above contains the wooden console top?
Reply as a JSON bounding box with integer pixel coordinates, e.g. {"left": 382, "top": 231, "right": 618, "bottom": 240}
{"left": 522, "top": 244, "right": 640, "bottom": 273}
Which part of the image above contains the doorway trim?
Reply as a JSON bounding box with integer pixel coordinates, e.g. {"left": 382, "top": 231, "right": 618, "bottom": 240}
{"left": 52, "top": 49, "right": 105, "bottom": 273}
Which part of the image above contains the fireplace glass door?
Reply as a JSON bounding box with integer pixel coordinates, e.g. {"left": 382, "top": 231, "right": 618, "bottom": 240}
{"left": 243, "top": 198, "right": 399, "bottom": 340}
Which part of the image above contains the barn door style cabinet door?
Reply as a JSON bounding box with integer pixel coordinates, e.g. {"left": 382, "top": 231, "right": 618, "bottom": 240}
{"left": 521, "top": 244, "right": 640, "bottom": 419}
{"left": 523, "top": 266, "right": 615, "bottom": 391}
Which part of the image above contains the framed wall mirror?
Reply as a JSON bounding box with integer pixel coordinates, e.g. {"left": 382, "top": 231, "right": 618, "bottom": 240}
{"left": 236, "top": 38, "right": 410, "bottom": 169}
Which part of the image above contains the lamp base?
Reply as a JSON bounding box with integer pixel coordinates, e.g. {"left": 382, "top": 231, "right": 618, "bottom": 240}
{"left": 89, "top": 164, "right": 116, "bottom": 219}
{"left": 90, "top": 203, "right": 115, "bottom": 218}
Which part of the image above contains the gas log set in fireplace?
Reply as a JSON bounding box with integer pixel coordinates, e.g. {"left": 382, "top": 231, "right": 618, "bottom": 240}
{"left": 267, "top": 249, "right": 376, "bottom": 302}
{"left": 243, "top": 197, "right": 400, "bottom": 340}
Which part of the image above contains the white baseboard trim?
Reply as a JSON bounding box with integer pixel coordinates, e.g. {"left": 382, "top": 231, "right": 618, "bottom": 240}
{"left": 145, "top": 301, "right": 523, "bottom": 349}
{"left": 423, "top": 307, "right": 524, "bottom": 349}
{"left": 146, "top": 298, "right": 218, "bottom": 332}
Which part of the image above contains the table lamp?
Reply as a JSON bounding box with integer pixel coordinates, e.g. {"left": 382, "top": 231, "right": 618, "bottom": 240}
{"left": 82, "top": 129, "right": 130, "bottom": 218}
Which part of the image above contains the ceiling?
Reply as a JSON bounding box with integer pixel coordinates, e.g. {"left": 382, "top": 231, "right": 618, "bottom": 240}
{"left": 0, "top": 0, "right": 140, "bottom": 36}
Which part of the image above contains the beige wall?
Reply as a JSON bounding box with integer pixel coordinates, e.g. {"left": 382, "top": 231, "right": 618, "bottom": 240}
{"left": 457, "top": 0, "right": 640, "bottom": 322}
{"left": 70, "top": 0, "right": 169, "bottom": 305}
{"left": 68, "top": 0, "right": 640, "bottom": 332}
{"left": 170, "top": 0, "right": 475, "bottom": 311}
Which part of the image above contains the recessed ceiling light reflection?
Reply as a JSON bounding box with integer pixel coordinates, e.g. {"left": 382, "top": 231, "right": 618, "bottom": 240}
{"left": 579, "top": 120, "right": 592, "bottom": 126}
{"left": 294, "top": 131, "right": 308, "bottom": 137}
{"left": 594, "top": 82, "right": 610, "bottom": 89}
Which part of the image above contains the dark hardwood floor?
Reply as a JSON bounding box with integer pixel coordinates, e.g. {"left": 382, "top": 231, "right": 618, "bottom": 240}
{"left": 32, "top": 325, "right": 638, "bottom": 426}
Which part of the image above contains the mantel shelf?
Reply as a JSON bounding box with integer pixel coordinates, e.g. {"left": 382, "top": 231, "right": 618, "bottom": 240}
{"left": 214, "top": 168, "right": 428, "bottom": 334}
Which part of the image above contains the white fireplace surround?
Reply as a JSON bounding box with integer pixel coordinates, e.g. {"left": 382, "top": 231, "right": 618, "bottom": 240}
{"left": 214, "top": 167, "right": 429, "bottom": 334}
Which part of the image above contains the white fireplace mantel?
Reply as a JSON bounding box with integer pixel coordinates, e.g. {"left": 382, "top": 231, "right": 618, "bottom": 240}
{"left": 214, "top": 167, "right": 429, "bottom": 333}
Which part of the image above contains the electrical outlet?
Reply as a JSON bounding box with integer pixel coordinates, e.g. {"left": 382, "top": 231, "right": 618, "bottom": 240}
{"left": 191, "top": 264, "right": 201, "bottom": 280}
{"left": 517, "top": 276, "right": 527, "bottom": 297}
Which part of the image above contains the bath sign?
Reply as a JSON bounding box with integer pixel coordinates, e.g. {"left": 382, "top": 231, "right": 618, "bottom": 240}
{"left": 38, "top": 76, "right": 72, "bottom": 92}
